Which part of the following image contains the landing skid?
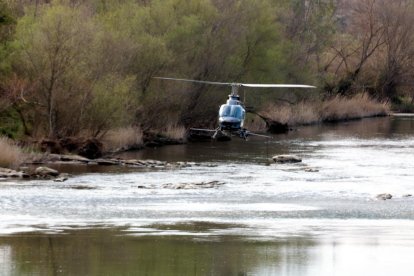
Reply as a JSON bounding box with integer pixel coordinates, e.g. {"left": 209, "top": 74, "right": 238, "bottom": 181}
{"left": 189, "top": 127, "right": 271, "bottom": 141}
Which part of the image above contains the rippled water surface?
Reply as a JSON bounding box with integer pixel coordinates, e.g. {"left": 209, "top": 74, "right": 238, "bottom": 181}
{"left": 1, "top": 116, "right": 414, "bottom": 275}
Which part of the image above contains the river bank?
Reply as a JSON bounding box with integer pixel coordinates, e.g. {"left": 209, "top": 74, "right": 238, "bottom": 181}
{"left": 246, "top": 93, "right": 390, "bottom": 132}
{"left": 1, "top": 93, "right": 392, "bottom": 169}
{"left": 0, "top": 111, "right": 404, "bottom": 173}
{"left": 0, "top": 105, "right": 407, "bottom": 180}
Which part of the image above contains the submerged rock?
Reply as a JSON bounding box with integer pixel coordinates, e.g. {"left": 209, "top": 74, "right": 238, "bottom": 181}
{"left": 376, "top": 193, "right": 392, "bottom": 200}
{"left": 35, "top": 166, "right": 59, "bottom": 177}
{"left": 68, "top": 185, "right": 97, "bottom": 190}
{"left": 272, "top": 155, "right": 302, "bottom": 164}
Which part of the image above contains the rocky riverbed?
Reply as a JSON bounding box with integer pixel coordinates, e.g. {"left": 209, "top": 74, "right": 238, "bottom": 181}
{"left": 1, "top": 153, "right": 305, "bottom": 181}
{"left": 0, "top": 153, "right": 207, "bottom": 181}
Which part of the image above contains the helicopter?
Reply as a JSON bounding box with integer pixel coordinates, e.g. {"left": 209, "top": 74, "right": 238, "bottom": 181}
{"left": 154, "top": 77, "right": 316, "bottom": 140}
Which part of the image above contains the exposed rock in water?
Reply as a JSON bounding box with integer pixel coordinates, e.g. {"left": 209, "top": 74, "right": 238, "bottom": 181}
{"left": 60, "top": 154, "right": 91, "bottom": 163}
{"left": 376, "top": 193, "right": 392, "bottom": 200}
{"left": 272, "top": 155, "right": 302, "bottom": 163}
{"left": 141, "top": 159, "right": 167, "bottom": 166}
{"left": 53, "top": 174, "right": 70, "bottom": 182}
{"left": 161, "top": 181, "right": 225, "bottom": 189}
{"left": 403, "top": 194, "right": 412, "bottom": 198}
{"left": 35, "top": 166, "right": 60, "bottom": 177}
{"left": 25, "top": 153, "right": 195, "bottom": 170}
{"left": 94, "top": 159, "right": 120, "bottom": 166}
{"left": 304, "top": 168, "right": 319, "bottom": 172}
{"left": 0, "top": 167, "right": 30, "bottom": 179}
{"left": 0, "top": 166, "right": 68, "bottom": 180}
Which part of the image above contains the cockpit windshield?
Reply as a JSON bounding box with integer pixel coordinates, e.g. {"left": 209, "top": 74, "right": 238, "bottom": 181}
{"left": 219, "top": 105, "right": 245, "bottom": 120}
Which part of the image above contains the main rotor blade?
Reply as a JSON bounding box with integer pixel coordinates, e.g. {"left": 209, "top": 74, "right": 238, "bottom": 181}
{"left": 154, "top": 77, "right": 316, "bottom": 89}
{"left": 153, "top": 77, "right": 232, "bottom": 87}
{"left": 241, "top": 84, "right": 316, "bottom": 89}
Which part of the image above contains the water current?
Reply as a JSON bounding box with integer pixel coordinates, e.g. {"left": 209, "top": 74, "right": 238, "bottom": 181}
{"left": 1, "top": 115, "right": 414, "bottom": 275}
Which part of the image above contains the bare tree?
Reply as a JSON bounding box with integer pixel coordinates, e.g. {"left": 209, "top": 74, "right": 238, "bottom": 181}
{"left": 375, "top": 0, "right": 414, "bottom": 99}
{"left": 323, "top": 0, "right": 386, "bottom": 95}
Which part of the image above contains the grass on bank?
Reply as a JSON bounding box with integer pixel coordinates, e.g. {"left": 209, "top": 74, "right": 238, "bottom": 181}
{"left": 321, "top": 94, "right": 389, "bottom": 121}
{"left": 0, "top": 136, "right": 24, "bottom": 169}
{"left": 102, "top": 127, "right": 143, "bottom": 152}
{"left": 246, "top": 93, "right": 390, "bottom": 131}
{"left": 161, "top": 123, "right": 187, "bottom": 141}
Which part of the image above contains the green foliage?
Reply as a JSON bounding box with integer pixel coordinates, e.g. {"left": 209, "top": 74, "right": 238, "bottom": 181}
{"left": 13, "top": 4, "right": 96, "bottom": 137}
{"left": 11, "top": 2, "right": 140, "bottom": 138}
{"left": 392, "top": 96, "right": 414, "bottom": 113}
{"left": 85, "top": 75, "right": 137, "bottom": 136}
{"left": 8, "top": 0, "right": 325, "bottom": 136}
{"left": 3, "top": 0, "right": 412, "bottom": 144}
{"left": 0, "top": 0, "right": 16, "bottom": 76}
{"left": 0, "top": 108, "right": 23, "bottom": 138}
{"left": 0, "top": 0, "right": 15, "bottom": 27}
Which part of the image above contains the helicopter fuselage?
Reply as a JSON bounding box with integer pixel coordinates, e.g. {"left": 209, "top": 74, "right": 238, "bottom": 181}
{"left": 218, "top": 95, "right": 245, "bottom": 132}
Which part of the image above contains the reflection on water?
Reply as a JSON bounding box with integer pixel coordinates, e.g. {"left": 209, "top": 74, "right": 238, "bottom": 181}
{"left": 1, "top": 227, "right": 414, "bottom": 276}
{"left": 0, "top": 228, "right": 310, "bottom": 276}
{"left": 1, "top": 116, "right": 414, "bottom": 275}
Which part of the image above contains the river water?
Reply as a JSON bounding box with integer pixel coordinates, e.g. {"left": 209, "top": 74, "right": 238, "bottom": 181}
{"left": 1, "top": 115, "right": 414, "bottom": 275}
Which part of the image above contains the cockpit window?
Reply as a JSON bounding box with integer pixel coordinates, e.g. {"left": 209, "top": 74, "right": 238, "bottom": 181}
{"left": 219, "top": 105, "right": 245, "bottom": 120}
{"left": 219, "top": 105, "right": 232, "bottom": 117}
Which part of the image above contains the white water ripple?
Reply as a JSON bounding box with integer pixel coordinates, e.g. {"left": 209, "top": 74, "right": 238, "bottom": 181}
{"left": 1, "top": 126, "right": 414, "bottom": 235}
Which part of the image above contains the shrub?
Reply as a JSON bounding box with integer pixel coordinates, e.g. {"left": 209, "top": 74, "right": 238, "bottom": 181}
{"left": 0, "top": 136, "right": 23, "bottom": 168}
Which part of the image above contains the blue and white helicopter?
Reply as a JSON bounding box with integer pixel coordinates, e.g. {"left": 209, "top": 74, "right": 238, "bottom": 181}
{"left": 154, "top": 77, "right": 316, "bottom": 139}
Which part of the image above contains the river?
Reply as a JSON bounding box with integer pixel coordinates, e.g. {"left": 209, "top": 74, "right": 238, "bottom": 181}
{"left": 1, "top": 115, "right": 414, "bottom": 275}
